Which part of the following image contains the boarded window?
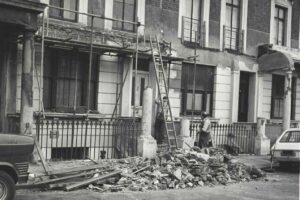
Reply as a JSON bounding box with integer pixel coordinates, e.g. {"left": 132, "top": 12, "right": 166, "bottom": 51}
{"left": 181, "top": 63, "right": 214, "bottom": 116}
{"left": 43, "top": 48, "right": 98, "bottom": 113}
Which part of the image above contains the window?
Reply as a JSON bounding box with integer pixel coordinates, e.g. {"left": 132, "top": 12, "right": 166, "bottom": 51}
{"left": 43, "top": 49, "right": 98, "bottom": 113}
{"left": 113, "top": 0, "right": 137, "bottom": 32}
{"left": 49, "top": 0, "right": 78, "bottom": 22}
{"left": 279, "top": 131, "right": 300, "bottom": 143}
{"left": 182, "top": 0, "right": 203, "bottom": 45}
{"left": 271, "top": 74, "right": 296, "bottom": 119}
{"left": 181, "top": 63, "right": 214, "bottom": 116}
{"left": 224, "top": 0, "right": 241, "bottom": 51}
{"left": 274, "top": 5, "right": 287, "bottom": 46}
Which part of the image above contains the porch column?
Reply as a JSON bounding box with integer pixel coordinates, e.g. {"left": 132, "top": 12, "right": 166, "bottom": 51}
{"left": 20, "top": 31, "right": 35, "bottom": 135}
{"left": 137, "top": 87, "right": 157, "bottom": 158}
{"left": 282, "top": 70, "right": 293, "bottom": 131}
{"left": 230, "top": 68, "right": 240, "bottom": 122}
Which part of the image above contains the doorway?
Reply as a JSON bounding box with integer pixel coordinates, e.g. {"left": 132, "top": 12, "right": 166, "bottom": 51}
{"left": 238, "top": 72, "right": 250, "bottom": 122}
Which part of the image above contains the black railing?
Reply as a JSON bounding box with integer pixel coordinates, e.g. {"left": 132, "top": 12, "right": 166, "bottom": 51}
{"left": 181, "top": 16, "right": 205, "bottom": 47}
{"left": 190, "top": 122, "right": 257, "bottom": 154}
{"left": 223, "top": 26, "right": 244, "bottom": 53}
{"left": 35, "top": 117, "right": 141, "bottom": 160}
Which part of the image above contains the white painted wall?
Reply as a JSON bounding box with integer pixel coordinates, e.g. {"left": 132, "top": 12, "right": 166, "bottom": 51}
{"left": 98, "top": 55, "right": 121, "bottom": 115}
{"left": 294, "top": 77, "right": 300, "bottom": 120}
{"left": 213, "top": 64, "right": 232, "bottom": 123}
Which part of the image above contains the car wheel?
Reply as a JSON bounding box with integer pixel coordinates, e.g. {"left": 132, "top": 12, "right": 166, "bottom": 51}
{"left": 0, "top": 170, "right": 15, "bottom": 200}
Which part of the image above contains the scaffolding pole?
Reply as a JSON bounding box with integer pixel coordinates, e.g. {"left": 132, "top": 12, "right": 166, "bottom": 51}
{"left": 191, "top": 31, "right": 197, "bottom": 122}
{"left": 133, "top": 18, "right": 140, "bottom": 119}
{"left": 86, "top": 16, "right": 94, "bottom": 117}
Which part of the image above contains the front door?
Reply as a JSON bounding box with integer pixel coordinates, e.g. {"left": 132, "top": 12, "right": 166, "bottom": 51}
{"left": 238, "top": 72, "right": 250, "bottom": 122}
{"left": 131, "top": 72, "right": 149, "bottom": 117}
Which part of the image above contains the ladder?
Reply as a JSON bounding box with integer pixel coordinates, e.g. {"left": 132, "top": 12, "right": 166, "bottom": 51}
{"left": 149, "top": 35, "right": 178, "bottom": 150}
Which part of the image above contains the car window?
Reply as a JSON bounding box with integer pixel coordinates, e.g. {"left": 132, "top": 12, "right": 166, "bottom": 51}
{"left": 279, "top": 131, "right": 300, "bottom": 143}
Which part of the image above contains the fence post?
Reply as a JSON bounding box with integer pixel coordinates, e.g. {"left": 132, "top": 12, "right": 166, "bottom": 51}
{"left": 255, "top": 117, "right": 270, "bottom": 155}
{"left": 137, "top": 88, "right": 157, "bottom": 158}
{"left": 177, "top": 118, "right": 194, "bottom": 149}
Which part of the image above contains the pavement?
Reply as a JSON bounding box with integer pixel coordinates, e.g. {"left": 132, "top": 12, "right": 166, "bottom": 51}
{"left": 16, "top": 155, "right": 300, "bottom": 200}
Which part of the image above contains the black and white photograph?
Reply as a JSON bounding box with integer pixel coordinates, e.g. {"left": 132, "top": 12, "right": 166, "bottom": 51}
{"left": 0, "top": 0, "right": 299, "bottom": 199}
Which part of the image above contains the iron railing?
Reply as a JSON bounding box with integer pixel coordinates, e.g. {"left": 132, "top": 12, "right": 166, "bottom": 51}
{"left": 35, "top": 117, "right": 141, "bottom": 160}
{"left": 190, "top": 122, "right": 257, "bottom": 154}
{"left": 181, "top": 16, "right": 205, "bottom": 48}
{"left": 223, "top": 25, "right": 244, "bottom": 53}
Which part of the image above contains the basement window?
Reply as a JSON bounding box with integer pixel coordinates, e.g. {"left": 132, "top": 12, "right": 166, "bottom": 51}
{"left": 51, "top": 147, "right": 89, "bottom": 160}
{"left": 49, "top": 0, "right": 79, "bottom": 22}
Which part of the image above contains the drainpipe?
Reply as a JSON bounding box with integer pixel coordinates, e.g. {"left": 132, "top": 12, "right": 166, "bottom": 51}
{"left": 282, "top": 70, "right": 293, "bottom": 132}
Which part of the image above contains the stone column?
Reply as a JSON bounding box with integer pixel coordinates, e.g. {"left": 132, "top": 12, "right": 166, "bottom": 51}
{"left": 20, "top": 31, "right": 35, "bottom": 135}
{"left": 255, "top": 117, "right": 270, "bottom": 155}
{"left": 137, "top": 87, "right": 157, "bottom": 158}
{"left": 177, "top": 118, "right": 194, "bottom": 149}
{"left": 230, "top": 68, "right": 240, "bottom": 123}
{"left": 282, "top": 71, "right": 293, "bottom": 132}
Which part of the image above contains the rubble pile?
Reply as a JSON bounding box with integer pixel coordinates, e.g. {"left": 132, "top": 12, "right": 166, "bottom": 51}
{"left": 87, "top": 147, "right": 266, "bottom": 192}
{"left": 21, "top": 147, "right": 266, "bottom": 192}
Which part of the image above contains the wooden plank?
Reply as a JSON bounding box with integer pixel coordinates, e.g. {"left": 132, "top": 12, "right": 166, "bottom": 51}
{"left": 48, "top": 163, "right": 105, "bottom": 176}
{"left": 34, "top": 139, "right": 50, "bottom": 175}
{"left": 64, "top": 170, "right": 121, "bottom": 191}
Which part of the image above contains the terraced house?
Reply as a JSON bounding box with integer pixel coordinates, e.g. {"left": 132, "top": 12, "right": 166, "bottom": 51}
{"left": 0, "top": 0, "right": 300, "bottom": 160}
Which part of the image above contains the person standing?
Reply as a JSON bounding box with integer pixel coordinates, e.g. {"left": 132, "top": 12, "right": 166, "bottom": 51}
{"left": 199, "top": 111, "right": 212, "bottom": 148}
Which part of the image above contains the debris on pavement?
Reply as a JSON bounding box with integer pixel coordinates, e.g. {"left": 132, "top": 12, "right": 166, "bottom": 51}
{"left": 18, "top": 147, "right": 266, "bottom": 193}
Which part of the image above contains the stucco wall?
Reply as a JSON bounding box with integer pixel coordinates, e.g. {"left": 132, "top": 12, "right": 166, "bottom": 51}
{"left": 213, "top": 65, "right": 232, "bottom": 123}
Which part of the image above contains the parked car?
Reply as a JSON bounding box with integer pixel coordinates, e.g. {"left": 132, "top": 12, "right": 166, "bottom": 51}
{"left": 271, "top": 128, "right": 300, "bottom": 167}
{"left": 0, "top": 134, "right": 34, "bottom": 200}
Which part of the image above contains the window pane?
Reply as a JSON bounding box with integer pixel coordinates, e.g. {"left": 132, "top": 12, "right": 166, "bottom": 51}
{"left": 49, "top": 0, "right": 61, "bottom": 18}
{"left": 278, "top": 21, "right": 284, "bottom": 45}
{"left": 194, "top": 93, "right": 203, "bottom": 110}
{"left": 205, "top": 93, "right": 211, "bottom": 114}
{"left": 225, "top": 6, "right": 232, "bottom": 27}
{"left": 186, "top": 93, "right": 193, "bottom": 110}
{"left": 232, "top": 7, "right": 239, "bottom": 28}
{"left": 63, "top": 0, "right": 77, "bottom": 20}
{"left": 124, "top": 1, "right": 135, "bottom": 31}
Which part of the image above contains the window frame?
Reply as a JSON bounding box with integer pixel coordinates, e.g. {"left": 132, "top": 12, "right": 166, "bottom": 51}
{"left": 180, "top": 63, "right": 214, "bottom": 116}
{"left": 274, "top": 5, "right": 287, "bottom": 46}
{"left": 49, "top": 0, "right": 79, "bottom": 22}
{"left": 224, "top": 0, "right": 241, "bottom": 51}
{"left": 271, "top": 74, "right": 296, "bottom": 120}
{"left": 113, "top": 0, "right": 137, "bottom": 32}
{"left": 43, "top": 48, "right": 98, "bottom": 113}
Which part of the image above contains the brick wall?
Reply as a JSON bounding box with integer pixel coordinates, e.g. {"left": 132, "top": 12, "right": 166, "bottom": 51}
{"left": 247, "top": 0, "right": 271, "bottom": 33}
{"left": 291, "top": 2, "right": 300, "bottom": 48}
{"left": 146, "top": 0, "right": 179, "bottom": 11}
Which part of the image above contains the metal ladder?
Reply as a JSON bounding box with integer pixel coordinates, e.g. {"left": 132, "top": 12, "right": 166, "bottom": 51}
{"left": 149, "top": 35, "right": 178, "bottom": 150}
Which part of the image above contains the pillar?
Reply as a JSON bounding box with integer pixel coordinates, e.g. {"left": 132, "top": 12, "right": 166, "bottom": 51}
{"left": 177, "top": 118, "right": 194, "bottom": 149}
{"left": 255, "top": 117, "right": 270, "bottom": 155}
{"left": 137, "top": 87, "right": 157, "bottom": 158}
{"left": 231, "top": 68, "right": 240, "bottom": 122}
{"left": 20, "top": 31, "right": 35, "bottom": 135}
{"left": 282, "top": 71, "right": 293, "bottom": 132}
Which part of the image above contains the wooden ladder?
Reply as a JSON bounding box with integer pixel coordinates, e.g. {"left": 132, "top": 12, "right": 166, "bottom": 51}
{"left": 149, "top": 35, "right": 178, "bottom": 150}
